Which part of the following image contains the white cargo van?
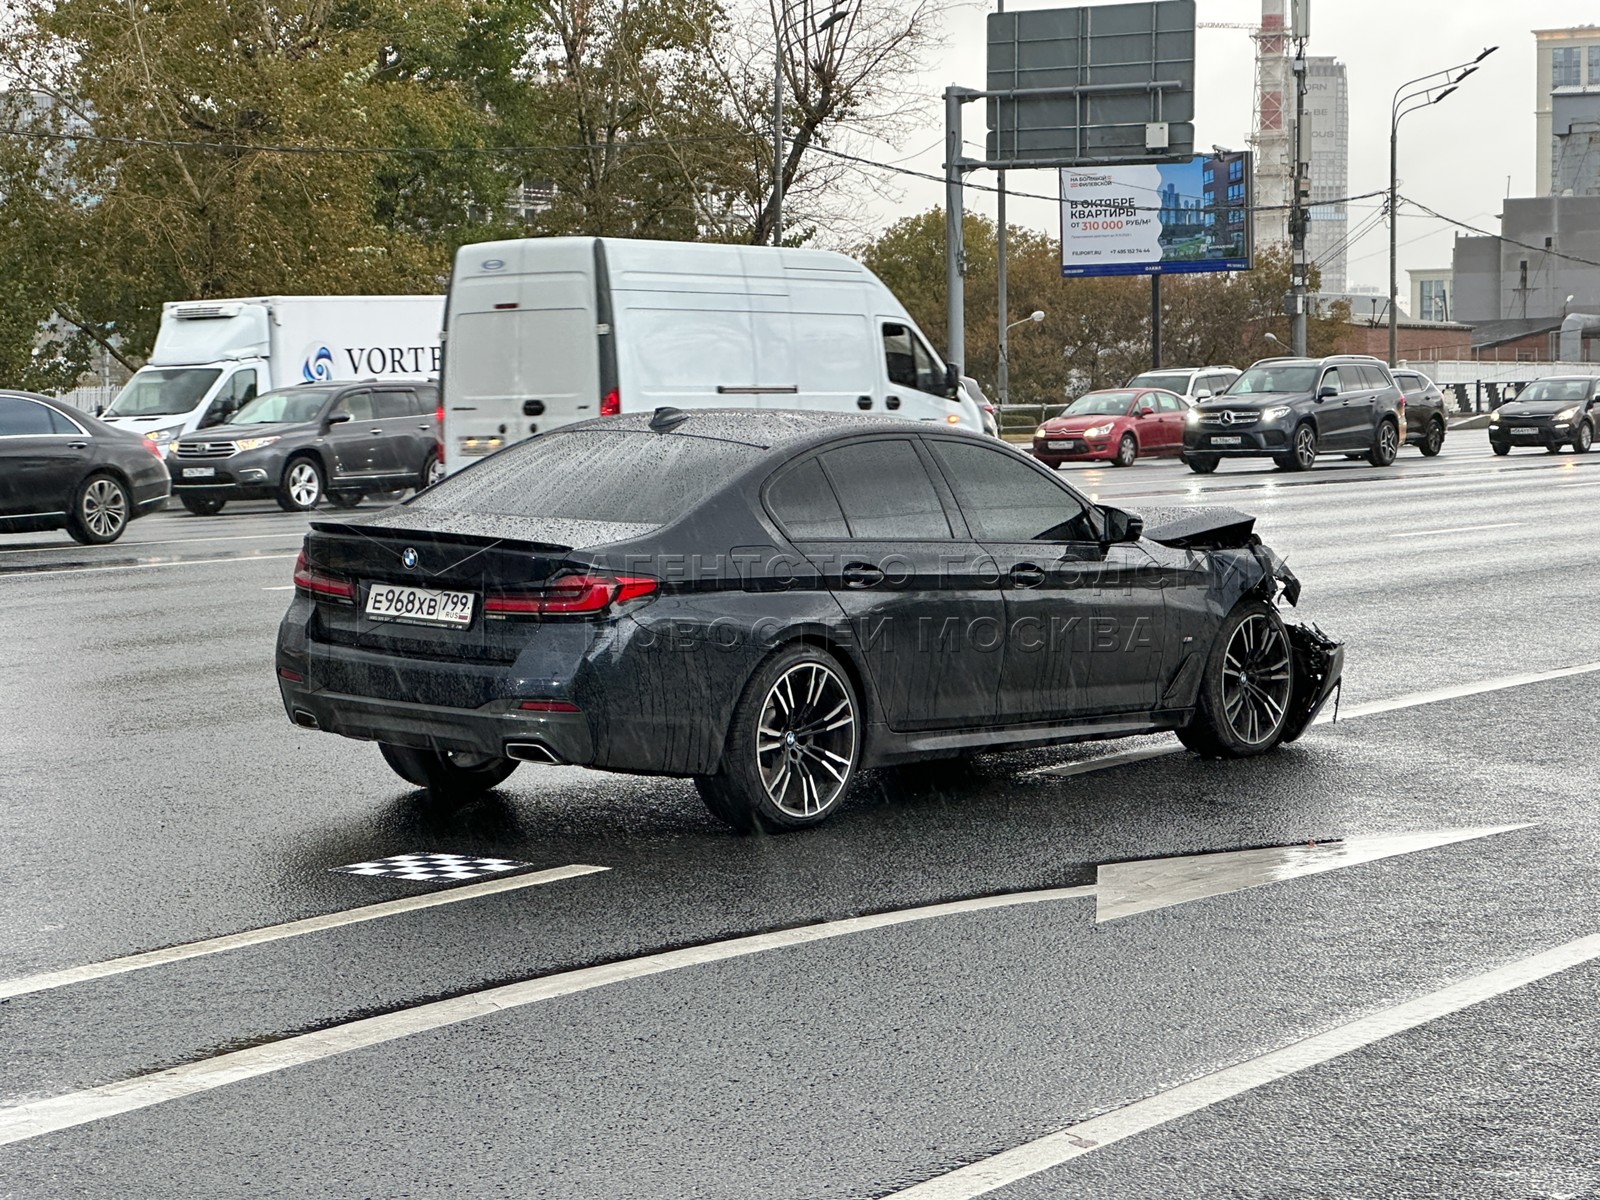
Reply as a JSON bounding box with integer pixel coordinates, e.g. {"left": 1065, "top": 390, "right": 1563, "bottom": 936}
{"left": 442, "top": 238, "right": 979, "bottom": 474}
{"left": 100, "top": 295, "right": 444, "bottom": 453}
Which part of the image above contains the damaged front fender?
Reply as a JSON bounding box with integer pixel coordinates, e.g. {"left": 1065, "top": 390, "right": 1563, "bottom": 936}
{"left": 1281, "top": 623, "right": 1344, "bottom": 743}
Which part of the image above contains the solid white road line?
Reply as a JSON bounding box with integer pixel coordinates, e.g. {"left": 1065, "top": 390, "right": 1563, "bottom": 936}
{"left": 1033, "top": 659, "right": 1600, "bottom": 778}
{"left": 0, "top": 865, "right": 609, "bottom": 1003}
{"left": 261, "top": 585, "right": 295, "bottom": 591}
{"left": 0, "top": 553, "right": 299, "bottom": 579}
{"left": 1388, "top": 521, "right": 1523, "bottom": 539}
{"left": 0, "top": 885, "right": 1094, "bottom": 1147}
{"left": 883, "top": 931, "right": 1600, "bottom": 1199}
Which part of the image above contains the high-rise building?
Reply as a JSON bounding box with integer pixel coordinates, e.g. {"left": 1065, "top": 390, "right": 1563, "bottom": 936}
{"left": 1535, "top": 25, "right": 1600, "bottom": 197}
{"left": 1304, "top": 57, "right": 1349, "bottom": 294}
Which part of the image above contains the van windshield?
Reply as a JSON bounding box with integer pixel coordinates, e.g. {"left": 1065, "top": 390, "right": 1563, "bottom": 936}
{"left": 233, "top": 389, "right": 333, "bottom": 425}
{"left": 105, "top": 368, "right": 222, "bottom": 417}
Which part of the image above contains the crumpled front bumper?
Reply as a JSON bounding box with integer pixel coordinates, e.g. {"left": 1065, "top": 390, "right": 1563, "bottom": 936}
{"left": 1280, "top": 623, "right": 1344, "bottom": 743}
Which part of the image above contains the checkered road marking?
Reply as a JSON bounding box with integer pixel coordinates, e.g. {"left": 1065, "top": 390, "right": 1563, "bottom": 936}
{"left": 332, "top": 853, "right": 533, "bottom": 882}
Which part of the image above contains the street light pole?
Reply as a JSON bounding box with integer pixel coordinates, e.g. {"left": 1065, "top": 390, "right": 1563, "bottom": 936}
{"left": 1388, "top": 47, "right": 1496, "bottom": 365}
{"left": 999, "top": 310, "right": 1044, "bottom": 407}
{"left": 771, "top": 0, "right": 849, "bottom": 248}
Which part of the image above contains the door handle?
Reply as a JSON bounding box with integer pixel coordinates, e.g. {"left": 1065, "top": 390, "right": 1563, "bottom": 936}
{"left": 1008, "top": 563, "right": 1046, "bottom": 587}
{"left": 885, "top": 396, "right": 902, "bottom": 410}
{"left": 370, "top": 428, "right": 384, "bottom": 435}
{"left": 418, "top": 423, "right": 433, "bottom": 430}
{"left": 840, "top": 563, "right": 885, "bottom": 589}
{"left": 68, "top": 441, "right": 89, "bottom": 449}
{"left": 856, "top": 396, "right": 873, "bottom": 410}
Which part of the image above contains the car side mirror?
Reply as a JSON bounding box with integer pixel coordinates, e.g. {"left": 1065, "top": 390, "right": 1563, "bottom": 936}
{"left": 1317, "top": 385, "right": 1339, "bottom": 400}
{"left": 1136, "top": 407, "right": 1155, "bottom": 418}
{"left": 92, "top": 404, "right": 106, "bottom": 417}
{"left": 944, "top": 362, "right": 960, "bottom": 400}
{"left": 1099, "top": 505, "right": 1144, "bottom": 545}
{"left": 324, "top": 411, "right": 353, "bottom": 428}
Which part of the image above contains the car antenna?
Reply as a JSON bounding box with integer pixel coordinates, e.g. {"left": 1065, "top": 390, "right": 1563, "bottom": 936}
{"left": 649, "top": 406, "right": 689, "bottom": 433}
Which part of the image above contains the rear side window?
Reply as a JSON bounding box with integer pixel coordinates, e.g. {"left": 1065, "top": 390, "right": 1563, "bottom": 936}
{"left": 766, "top": 458, "right": 849, "bottom": 539}
{"left": 1157, "top": 392, "right": 1185, "bottom": 412}
{"left": 927, "top": 439, "right": 1095, "bottom": 543}
{"left": 374, "top": 391, "right": 415, "bottom": 419}
{"left": 817, "top": 439, "right": 952, "bottom": 540}
{"left": 409, "top": 430, "right": 762, "bottom": 525}
{"left": 1357, "top": 365, "right": 1392, "bottom": 390}
{"left": 0, "top": 397, "right": 55, "bottom": 435}
{"left": 48, "top": 406, "right": 81, "bottom": 433}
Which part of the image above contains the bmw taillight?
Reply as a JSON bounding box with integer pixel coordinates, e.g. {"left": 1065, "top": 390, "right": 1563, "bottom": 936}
{"left": 293, "top": 551, "right": 355, "bottom": 602}
{"left": 485, "top": 572, "right": 657, "bottom": 619}
{"left": 600, "top": 389, "right": 620, "bottom": 417}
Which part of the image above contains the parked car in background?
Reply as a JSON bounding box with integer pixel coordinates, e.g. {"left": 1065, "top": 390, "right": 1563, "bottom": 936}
{"left": 1392, "top": 369, "right": 1448, "bottom": 457}
{"left": 0, "top": 392, "right": 170, "bottom": 544}
{"left": 1032, "top": 387, "right": 1189, "bottom": 467}
{"left": 1488, "top": 375, "right": 1600, "bottom": 455}
{"left": 276, "top": 409, "right": 1342, "bottom": 832}
{"left": 1182, "top": 355, "right": 1405, "bottom": 474}
{"left": 170, "top": 380, "right": 442, "bottom": 515}
{"left": 961, "top": 376, "right": 1000, "bottom": 437}
{"left": 1127, "top": 365, "right": 1241, "bottom": 404}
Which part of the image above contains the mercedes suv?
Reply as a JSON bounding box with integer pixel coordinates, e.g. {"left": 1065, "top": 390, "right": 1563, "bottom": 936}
{"left": 1182, "top": 355, "right": 1406, "bottom": 473}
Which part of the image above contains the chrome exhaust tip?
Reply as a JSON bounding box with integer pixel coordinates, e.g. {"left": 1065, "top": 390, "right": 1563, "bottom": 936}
{"left": 292, "top": 709, "right": 320, "bottom": 730}
{"left": 505, "top": 741, "right": 563, "bottom": 765}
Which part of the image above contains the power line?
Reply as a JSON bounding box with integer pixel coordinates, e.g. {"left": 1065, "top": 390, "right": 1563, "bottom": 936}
{"left": 1400, "top": 195, "right": 1600, "bottom": 271}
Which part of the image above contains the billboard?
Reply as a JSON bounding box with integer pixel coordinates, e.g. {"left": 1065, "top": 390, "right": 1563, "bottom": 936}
{"left": 1059, "top": 151, "right": 1253, "bottom": 278}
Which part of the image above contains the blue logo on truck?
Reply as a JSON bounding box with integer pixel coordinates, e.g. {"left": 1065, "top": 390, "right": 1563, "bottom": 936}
{"left": 301, "top": 344, "right": 336, "bottom": 383}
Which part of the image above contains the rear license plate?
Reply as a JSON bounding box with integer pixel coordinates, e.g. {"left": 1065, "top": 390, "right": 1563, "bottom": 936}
{"left": 365, "top": 583, "right": 475, "bottom": 627}
{"left": 182, "top": 467, "right": 216, "bottom": 478}
{"left": 1210, "top": 436, "right": 1243, "bottom": 446}
{"left": 1047, "top": 440, "right": 1077, "bottom": 450}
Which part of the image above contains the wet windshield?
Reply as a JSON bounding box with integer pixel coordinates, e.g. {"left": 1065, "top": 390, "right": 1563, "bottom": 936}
{"left": 1518, "top": 379, "right": 1593, "bottom": 402}
{"left": 232, "top": 389, "right": 332, "bottom": 425}
{"left": 1230, "top": 366, "right": 1319, "bottom": 395}
{"left": 104, "top": 368, "right": 222, "bottom": 417}
{"left": 1064, "top": 392, "right": 1136, "bottom": 416}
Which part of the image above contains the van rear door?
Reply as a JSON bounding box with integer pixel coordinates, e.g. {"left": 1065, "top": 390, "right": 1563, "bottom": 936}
{"left": 444, "top": 251, "right": 598, "bottom": 473}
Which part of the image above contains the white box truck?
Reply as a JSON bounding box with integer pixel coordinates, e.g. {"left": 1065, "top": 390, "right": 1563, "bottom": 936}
{"left": 100, "top": 295, "right": 444, "bottom": 453}
{"left": 441, "top": 238, "right": 981, "bottom": 474}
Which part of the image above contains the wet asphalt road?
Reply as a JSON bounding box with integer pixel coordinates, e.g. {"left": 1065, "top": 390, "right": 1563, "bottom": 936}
{"left": 3, "top": 436, "right": 1600, "bottom": 1198}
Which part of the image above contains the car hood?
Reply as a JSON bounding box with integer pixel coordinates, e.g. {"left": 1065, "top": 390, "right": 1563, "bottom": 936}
{"left": 1497, "top": 402, "right": 1574, "bottom": 418}
{"left": 1136, "top": 505, "right": 1258, "bottom": 550}
{"left": 1193, "top": 393, "right": 1300, "bottom": 411}
{"left": 190, "top": 420, "right": 317, "bottom": 440}
{"left": 1043, "top": 414, "right": 1127, "bottom": 431}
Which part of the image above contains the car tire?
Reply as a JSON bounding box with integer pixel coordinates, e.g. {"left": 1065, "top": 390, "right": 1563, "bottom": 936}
{"left": 1184, "top": 454, "right": 1219, "bottom": 475}
{"left": 1367, "top": 418, "right": 1399, "bottom": 467}
{"left": 276, "top": 456, "right": 325, "bottom": 512}
{"left": 1546, "top": 443, "right": 1563, "bottom": 455}
{"left": 325, "top": 491, "right": 366, "bottom": 509}
{"left": 377, "top": 743, "right": 519, "bottom": 804}
{"left": 1176, "top": 599, "right": 1295, "bottom": 760}
{"left": 694, "top": 644, "right": 861, "bottom": 833}
{"left": 179, "top": 494, "right": 226, "bottom": 516}
{"left": 1492, "top": 442, "right": 1511, "bottom": 456}
{"left": 1111, "top": 433, "right": 1138, "bottom": 467}
{"left": 1276, "top": 422, "right": 1317, "bottom": 472}
{"left": 1575, "top": 422, "right": 1593, "bottom": 453}
{"left": 1419, "top": 418, "right": 1445, "bottom": 457}
{"left": 66, "top": 472, "right": 131, "bottom": 544}
{"left": 420, "top": 450, "right": 446, "bottom": 491}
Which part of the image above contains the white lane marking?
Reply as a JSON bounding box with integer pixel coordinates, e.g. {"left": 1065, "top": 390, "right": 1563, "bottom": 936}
{"left": 0, "top": 553, "right": 298, "bottom": 579}
{"left": 261, "top": 585, "right": 295, "bottom": 591}
{"left": 883, "top": 931, "right": 1600, "bottom": 1199}
{"left": 1032, "top": 660, "right": 1600, "bottom": 779}
{"left": 0, "top": 885, "right": 1094, "bottom": 1146}
{"left": 0, "top": 865, "right": 609, "bottom": 1002}
{"left": 1388, "top": 521, "right": 1523, "bottom": 539}
{"left": 1094, "top": 825, "right": 1531, "bottom": 922}
{"left": 0, "top": 532, "right": 303, "bottom": 556}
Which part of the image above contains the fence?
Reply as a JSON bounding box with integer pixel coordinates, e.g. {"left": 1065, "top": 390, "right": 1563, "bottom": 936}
{"left": 1403, "top": 361, "right": 1596, "bottom": 414}
{"left": 54, "top": 384, "right": 119, "bottom": 414}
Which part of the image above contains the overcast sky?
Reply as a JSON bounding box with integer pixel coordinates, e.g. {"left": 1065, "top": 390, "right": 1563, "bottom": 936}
{"left": 865, "top": 0, "right": 1598, "bottom": 297}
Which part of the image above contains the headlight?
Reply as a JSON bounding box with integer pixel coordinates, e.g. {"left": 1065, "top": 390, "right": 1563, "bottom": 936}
{"left": 234, "top": 436, "right": 280, "bottom": 452}
{"left": 1259, "top": 406, "right": 1291, "bottom": 422}
{"left": 146, "top": 427, "right": 182, "bottom": 443}
{"left": 1035, "top": 425, "right": 1050, "bottom": 437}
{"left": 1185, "top": 408, "right": 1201, "bottom": 424}
{"left": 1086, "top": 422, "right": 1115, "bottom": 438}
{"left": 1556, "top": 406, "right": 1579, "bottom": 421}
{"left": 1489, "top": 411, "right": 1501, "bottom": 424}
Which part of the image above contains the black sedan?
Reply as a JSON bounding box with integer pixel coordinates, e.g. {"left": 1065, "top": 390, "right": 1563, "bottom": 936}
{"left": 276, "top": 410, "right": 1343, "bottom": 832}
{"left": 1488, "top": 375, "right": 1600, "bottom": 455}
{"left": 0, "top": 391, "right": 170, "bottom": 544}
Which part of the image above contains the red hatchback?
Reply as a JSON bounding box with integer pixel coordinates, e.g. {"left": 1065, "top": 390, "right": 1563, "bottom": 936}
{"left": 1031, "top": 388, "right": 1190, "bottom": 467}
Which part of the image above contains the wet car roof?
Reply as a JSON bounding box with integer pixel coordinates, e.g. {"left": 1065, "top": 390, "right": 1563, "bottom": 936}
{"left": 553, "top": 409, "right": 952, "bottom": 452}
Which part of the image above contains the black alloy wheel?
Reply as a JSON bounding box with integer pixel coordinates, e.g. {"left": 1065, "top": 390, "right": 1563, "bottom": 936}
{"left": 1177, "top": 600, "right": 1295, "bottom": 759}
{"left": 67, "top": 473, "right": 130, "bottom": 544}
{"left": 378, "top": 743, "right": 519, "bottom": 805}
{"left": 1420, "top": 419, "right": 1445, "bottom": 457}
{"left": 1276, "top": 423, "right": 1317, "bottom": 472}
{"left": 180, "top": 494, "right": 226, "bottom": 516}
{"left": 696, "top": 645, "right": 860, "bottom": 832}
{"left": 1367, "top": 418, "right": 1399, "bottom": 467}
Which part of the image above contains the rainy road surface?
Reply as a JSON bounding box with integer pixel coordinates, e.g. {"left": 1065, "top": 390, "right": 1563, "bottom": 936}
{"left": 3, "top": 439, "right": 1600, "bottom": 1198}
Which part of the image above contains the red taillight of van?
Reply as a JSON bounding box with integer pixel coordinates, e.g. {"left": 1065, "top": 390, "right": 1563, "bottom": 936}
{"left": 435, "top": 404, "right": 444, "bottom": 427}
{"left": 485, "top": 572, "right": 657, "bottom": 619}
{"left": 292, "top": 551, "right": 355, "bottom": 602}
{"left": 600, "top": 390, "right": 620, "bottom": 417}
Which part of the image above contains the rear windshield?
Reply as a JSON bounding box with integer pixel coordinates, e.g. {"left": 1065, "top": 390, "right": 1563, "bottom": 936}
{"left": 412, "top": 430, "right": 763, "bottom": 523}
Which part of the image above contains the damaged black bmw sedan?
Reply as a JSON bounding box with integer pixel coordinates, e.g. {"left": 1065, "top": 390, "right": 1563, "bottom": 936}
{"left": 276, "top": 410, "right": 1342, "bottom": 831}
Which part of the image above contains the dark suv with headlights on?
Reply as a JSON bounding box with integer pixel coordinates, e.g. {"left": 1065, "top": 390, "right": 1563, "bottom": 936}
{"left": 171, "top": 381, "right": 442, "bottom": 514}
{"left": 1182, "top": 355, "right": 1406, "bottom": 473}
{"left": 1488, "top": 376, "right": 1600, "bottom": 455}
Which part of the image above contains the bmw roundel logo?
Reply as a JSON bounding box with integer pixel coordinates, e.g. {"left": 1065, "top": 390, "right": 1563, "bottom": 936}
{"left": 481, "top": 258, "right": 506, "bottom": 272}
{"left": 401, "top": 547, "right": 419, "bottom": 570}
